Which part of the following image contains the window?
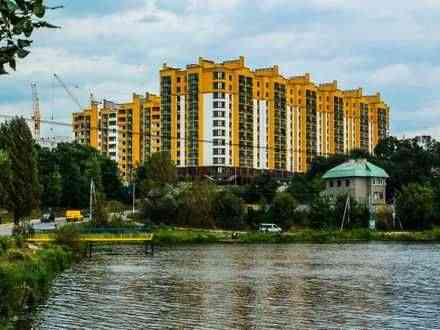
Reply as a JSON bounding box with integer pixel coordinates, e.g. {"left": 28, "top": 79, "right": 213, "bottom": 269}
{"left": 329, "top": 181, "right": 334, "bottom": 188}
{"left": 345, "top": 180, "right": 350, "bottom": 187}
{"left": 337, "top": 180, "right": 341, "bottom": 187}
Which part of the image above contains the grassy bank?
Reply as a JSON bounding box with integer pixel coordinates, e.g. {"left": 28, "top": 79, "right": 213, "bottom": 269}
{"left": 152, "top": 228, "right": 440, "bottom": 245}
{"left": 0, "top": 237, "right": 74, "bottom": 329}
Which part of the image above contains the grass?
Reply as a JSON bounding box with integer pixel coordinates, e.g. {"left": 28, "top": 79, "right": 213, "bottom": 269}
{"left": 0, "top": 237, "right": 74, "bottom": 329}
{"left": 150, "top": 227, "right": 440, "bottom": 245}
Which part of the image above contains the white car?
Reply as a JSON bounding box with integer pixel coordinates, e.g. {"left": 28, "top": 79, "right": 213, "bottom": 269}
{"left": 258, "top": 223, "right": 282, "bottom": 233}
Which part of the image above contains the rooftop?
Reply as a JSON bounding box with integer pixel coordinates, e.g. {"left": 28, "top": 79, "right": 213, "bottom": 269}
{"left": 322, "top": 159, "right": 389, "bottom": 180}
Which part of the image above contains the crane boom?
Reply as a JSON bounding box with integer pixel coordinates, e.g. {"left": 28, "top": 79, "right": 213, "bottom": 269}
{"left": 53, "top": 73, "right": 83, "bottom": 110}
{"left": 31, "top": 82, "right": 41, "bottom": 139}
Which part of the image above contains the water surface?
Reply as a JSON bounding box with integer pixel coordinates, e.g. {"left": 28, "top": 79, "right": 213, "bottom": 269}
{"left": 33, "top": 244, "right": 440, "bottom": 329}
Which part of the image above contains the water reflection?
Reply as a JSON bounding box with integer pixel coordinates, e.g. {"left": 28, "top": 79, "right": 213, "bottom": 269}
{"left": 32, "top": 244, "right": 440, "bottom": 329}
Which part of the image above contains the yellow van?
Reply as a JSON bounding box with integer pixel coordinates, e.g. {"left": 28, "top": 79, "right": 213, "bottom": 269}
{"left": 65, "top": 210, "right": 83, "bottom": 222}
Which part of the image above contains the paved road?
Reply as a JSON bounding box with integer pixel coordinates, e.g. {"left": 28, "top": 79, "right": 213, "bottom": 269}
{"left": 0, "top": 217, "right": 68, "bottom": 237}
{"left": 0, "top": 210, "right": 135, "bottom": 237}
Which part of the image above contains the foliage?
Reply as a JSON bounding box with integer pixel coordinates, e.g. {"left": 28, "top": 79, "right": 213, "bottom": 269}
{"left": 375, "top": 205, "right": 395, "bottom": 231}
{"left": 244, "top": 174, "right": 278, "bottom": 204}
{"left": 0, "top": 242, "right": 73, "bottom": 328}
{"left": 268, "top": 192, "right": 298, "bottom": 230}
{"left": 396, "top": 183, "right": 434, "bottom": 230}
{"left": 0, "top": 0, "right": 61, "bottom": 74}
{"left": 287, "top": 174, "right": 324, "bottom": 204}
{"left": 308, "top": 195, "right": 337, "bottom": 229}
{"left": 37, "top": 142, "right": 124, "bottom": 209}
{"left": 142, "top": 191, "right": 178, "bottom": 226}
{"left": 176, "top": 181, "right": 216, "bottom": 228}
{"left": 136, "top": 151, "right": 177, "bottom": 198}
{"left": 212, "top": 190, "right": 245, "bottom": 230}
{"left": 0, "top": 117, "right": 40, "bottom": 224}
{"left": 55, "top": 223, "right": 81, "bottom": 251}
{"left": 91, "top": 193, "right": 109, "bottom": 227}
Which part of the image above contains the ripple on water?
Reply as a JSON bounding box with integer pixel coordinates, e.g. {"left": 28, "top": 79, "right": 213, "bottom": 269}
{"left": 32, "top": 244, "right": 440, "bottom": 330}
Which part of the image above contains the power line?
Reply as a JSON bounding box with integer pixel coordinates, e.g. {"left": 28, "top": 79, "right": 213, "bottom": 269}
{"left": 0, "top": 113, "right": 376, "bottom": 158}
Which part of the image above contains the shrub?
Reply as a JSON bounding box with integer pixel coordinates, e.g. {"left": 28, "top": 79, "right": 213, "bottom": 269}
{"left": 396, "top": 183, "right": 434, "bottom": 230}
{"left": 212, "top": 191, "right": 245, "bottom": 230}
{"left": 55, "top": 224, "right": 81, "bottom": 252}
{"left": 375, "top": 205, "right": 394, "bottom": 230}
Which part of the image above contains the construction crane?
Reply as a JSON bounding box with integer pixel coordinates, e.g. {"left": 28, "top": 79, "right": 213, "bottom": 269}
{"left": 53, "top": 73, "right": 83, "bottom": 111}
{"left": 31, "top": 82, "right": 41, "bottom": 139}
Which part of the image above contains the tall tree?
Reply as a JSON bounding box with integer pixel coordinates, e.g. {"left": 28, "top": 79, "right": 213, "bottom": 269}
{"left": 396, "top": 183, "right": 434, "bottom": 230}
{"left": 0, "top": 117, "right": 40, "bottom": 224}
{"left": 0, "top": 0, "right": 61, "bottom": 74}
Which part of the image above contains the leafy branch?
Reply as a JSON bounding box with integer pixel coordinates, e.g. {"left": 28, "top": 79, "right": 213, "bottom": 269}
{"left": 0, "top": 0, "right": 62, "bottom": 74}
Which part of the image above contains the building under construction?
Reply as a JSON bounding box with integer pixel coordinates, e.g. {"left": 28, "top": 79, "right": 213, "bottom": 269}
{"left": 73, "top": 93, "right": 160, "bottom": 181}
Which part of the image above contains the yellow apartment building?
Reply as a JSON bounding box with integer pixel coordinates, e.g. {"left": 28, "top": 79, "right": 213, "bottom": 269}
{"left": 73, "top": 56, "right": 390, "bottom": 180}
{"left": 73, "top": 92, "right": 161, "bottom": 181}
{"left": 159, "top": 56, "right": 390, "bottom": 176}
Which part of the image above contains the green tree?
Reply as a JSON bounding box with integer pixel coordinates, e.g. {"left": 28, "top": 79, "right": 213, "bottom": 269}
{"left": 0, "top": 0, "right": 61, "bottom": 74}
{"left": 245, "top": 174, "right": 278, "bottom": 204}
{"left": 136, "top": 152, "right": 177, "bottom": 198}
{"left": 100, "top": 157, "right": 123, "bottom": 201}
{"left": 269, "top": 192, "right": 298, "bottom": 230}
{"left": 0, "top": 117, "right": 40, "bottom": 224}
{"left": 287, "top": 175, "right": 324, "bottom": 204}
{"left": 177, "top": 181, "right": 216, "bottom": 228}
{"left": 396, "top": 183, "right": 434, "bottom": 230}
{"left": 308, "top": 195, "right": 336, "bottom": 229}
{"left": 212, "top": 190, "right": 245, "bottom": 230}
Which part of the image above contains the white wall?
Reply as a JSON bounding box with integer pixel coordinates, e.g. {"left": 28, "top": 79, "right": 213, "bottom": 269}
{"left": 179, "top": 95, "right": 186, "bottom": 166}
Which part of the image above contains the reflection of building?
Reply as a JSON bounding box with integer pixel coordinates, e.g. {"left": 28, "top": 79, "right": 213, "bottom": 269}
{"left": 73, "top": 93, "right": 160, "bottom": 181}
{"left": 160, "top": 56, "right": 390, "bottom": 178}
{"left": 322, "top": 159, "right": 389, "bottom": 206}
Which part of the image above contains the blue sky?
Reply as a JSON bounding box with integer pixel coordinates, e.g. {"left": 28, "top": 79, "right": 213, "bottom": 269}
{"left": 1, "top": 0, "right": 439, "bottom": 138}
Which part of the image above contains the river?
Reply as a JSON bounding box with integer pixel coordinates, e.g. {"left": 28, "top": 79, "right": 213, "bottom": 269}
{"left": 32, "top": 244, "right": 440, "bottom": 329}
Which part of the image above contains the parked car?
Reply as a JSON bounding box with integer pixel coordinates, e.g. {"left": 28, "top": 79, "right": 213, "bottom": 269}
{"left": 40, "top": 212, "right": 55, "bottom": 223}
{"left": 65, "top": 210, "right": 83, "bottom": 222}
{"left": 258, "top": 223, "right": 282, "bottom": 233}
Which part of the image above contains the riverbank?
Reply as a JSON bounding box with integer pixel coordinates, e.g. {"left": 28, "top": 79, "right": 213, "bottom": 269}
{"left": 152, "top": 228, "right": 440, "bottom": 245}
{"left": 0, "top": 237, "right": 74, "bottom": 329}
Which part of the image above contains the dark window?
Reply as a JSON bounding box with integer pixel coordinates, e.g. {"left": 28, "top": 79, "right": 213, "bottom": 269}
{"left": 345, "top": 180, "right": 350, "bottom": 187}
{"left": 337, "top": 180, "right": 341, "bottom": 187}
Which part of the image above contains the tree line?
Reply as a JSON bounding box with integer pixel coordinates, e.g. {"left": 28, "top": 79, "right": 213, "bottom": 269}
{"left": 1, "top": 117, "right": 439, "bottom": 231}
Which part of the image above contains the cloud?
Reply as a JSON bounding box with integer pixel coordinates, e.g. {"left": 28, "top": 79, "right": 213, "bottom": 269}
{"left": 0, "top": 0, "right": 439, "bottom": 140}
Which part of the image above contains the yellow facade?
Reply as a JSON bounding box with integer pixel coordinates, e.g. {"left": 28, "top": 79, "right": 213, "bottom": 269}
{"left": 74, "top": 56, "right": 390, "bottom": 179}
{"left": 159, "top": 56, "right": 390, "bottom": 174}
{"left": 72, "top": 92, "right": 161, "bottom": 182}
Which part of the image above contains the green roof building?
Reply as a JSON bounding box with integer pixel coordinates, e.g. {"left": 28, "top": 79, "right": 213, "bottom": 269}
{"left": 322, "top": 159, "right": 389, "bottom": 206}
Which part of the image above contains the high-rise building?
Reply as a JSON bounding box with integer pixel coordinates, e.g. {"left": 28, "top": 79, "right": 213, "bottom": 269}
{"left": 73, "top": 92, "right": 161, "bottom": 181}
{"left": 160, "top": 56, "right": 390, "bottom": 177}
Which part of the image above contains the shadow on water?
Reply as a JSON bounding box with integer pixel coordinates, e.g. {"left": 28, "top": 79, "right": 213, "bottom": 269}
{"left": 22, "top": 243, "right": 440, "bottom": 329}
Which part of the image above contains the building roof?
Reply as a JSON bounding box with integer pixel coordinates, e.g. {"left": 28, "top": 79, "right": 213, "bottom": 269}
{"left": 322, "top": 159, "right": 389, "bottom": 179}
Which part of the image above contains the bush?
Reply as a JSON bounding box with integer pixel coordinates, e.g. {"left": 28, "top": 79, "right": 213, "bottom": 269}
{"left": 375, "top": 205, "right": 395, "bottom": 230}
{"left": 212, "top": 191, "right": 245, "bottom": 230}
{"left": 268, "top": 192, "right": 298, "bottom": 230}
{"left": 55, "top": 224, "right": 81, "bottom": 251}
{"left": 396, "top": 183, "right": 434, "bottom": 230}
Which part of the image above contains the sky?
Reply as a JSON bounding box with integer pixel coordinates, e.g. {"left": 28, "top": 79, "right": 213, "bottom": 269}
{"left": 0, "top": 0, "right": 439, "bottom": 139}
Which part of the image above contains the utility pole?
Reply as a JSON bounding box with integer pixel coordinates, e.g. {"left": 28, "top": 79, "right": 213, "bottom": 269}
{"left": 132, "top": 181, "right": 136, "bottom": 215}
{"left": 31, "top": 82, "right": 41, "bottom": 139}
{"left": 89, "top": 179, "right": 95, "bottom": 222}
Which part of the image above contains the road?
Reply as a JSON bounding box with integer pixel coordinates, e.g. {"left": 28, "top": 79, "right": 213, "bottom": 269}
{"left": 0, "top": 210, "right": 135, "bottom": 236}
{"left": 0, "top": 217, "right": 68, "bottom": 237}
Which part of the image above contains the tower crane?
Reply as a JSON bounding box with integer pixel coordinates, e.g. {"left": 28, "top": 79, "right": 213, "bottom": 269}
{"left": 53, "top": 73, "right": 83, "bottom": 111}
{"left": 31, "top": 82, "right": 41, "bottom": 139}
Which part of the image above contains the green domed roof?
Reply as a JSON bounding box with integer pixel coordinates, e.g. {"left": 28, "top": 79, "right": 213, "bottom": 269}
{"left": 322, "top": 159, "right": 389, "bottom": 179}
